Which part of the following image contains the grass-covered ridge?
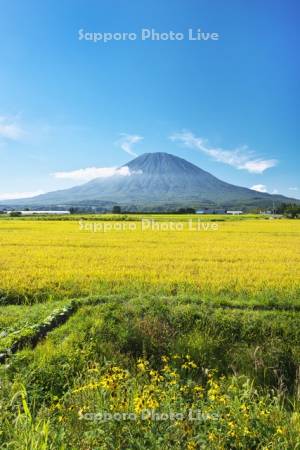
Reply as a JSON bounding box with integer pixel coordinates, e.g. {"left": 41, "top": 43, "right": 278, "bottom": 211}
{"left": 1, "top": 300, "right": 300, "bottom": 449}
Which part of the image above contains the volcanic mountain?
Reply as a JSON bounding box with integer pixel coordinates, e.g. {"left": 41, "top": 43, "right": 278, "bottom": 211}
{"left": 3, "top": 152, "right": 298, "bottom": 210}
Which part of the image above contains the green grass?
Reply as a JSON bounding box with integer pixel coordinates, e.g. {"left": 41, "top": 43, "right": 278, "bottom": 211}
{"left": 0, "top": 300, "right": 68, "bottom": 336}
{"left": 1, "top": 297, "right": 300, "bottom": 449}
{"left": 0, "top": 300, "right": 78, "bottom": 356}
{"left": 2, "top": 296, "right": 300, "bottom": 404}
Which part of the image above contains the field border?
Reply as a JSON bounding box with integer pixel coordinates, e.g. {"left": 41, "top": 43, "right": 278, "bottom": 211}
{"left": 1, "top": 294, "right": 300, "bottom": 364}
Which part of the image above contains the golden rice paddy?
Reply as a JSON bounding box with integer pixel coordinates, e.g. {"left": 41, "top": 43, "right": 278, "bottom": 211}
{"left": 0, "top": 217, "right": 299, "bottom": 302}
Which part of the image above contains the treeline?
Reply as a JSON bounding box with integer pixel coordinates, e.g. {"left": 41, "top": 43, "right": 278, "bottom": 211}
{"left": 277, "top": 203, "right": 300, "bottom": 218}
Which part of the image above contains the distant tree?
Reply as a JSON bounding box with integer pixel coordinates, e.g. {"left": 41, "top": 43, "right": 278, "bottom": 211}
{"left": 177, "top": 207, "right": 196, "bottom": 214}
{"left": 284, "top": 204, "right": 300, "bottom": 219}
{"left": 248, "top": 208, "right": 261, "bottom": 214}
{"left": 277, "top": 203, "right": 300, "bottom": 218}
{"left": 277, "top": 203, "right": 286, "bottom": 214}
{"left": 112, "top": 205, "right": 121, "bottom": 214}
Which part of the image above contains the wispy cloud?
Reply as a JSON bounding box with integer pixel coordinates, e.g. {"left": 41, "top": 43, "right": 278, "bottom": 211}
{"left": 117, "top": 133, "right": 143, "bottom": 157}
{"left": 0, "top": 116, "right": 26, "bottom": 141}
{"left": 0, "top": 190, "right": 45, "bottom": 200}
{"left": 170, "top": 130, "right": 277, "bottom": 174}
{"left": 289, "top": 187, "right": 298, "bottom": 191}
{"left": 53, "top": 166, "right": 142, "bottom": 182}
{"left": 251, "top": 184, "right": 268, "bottom": 193}
{"left": 250, "top": 185, "right": 280, "bottom": 195}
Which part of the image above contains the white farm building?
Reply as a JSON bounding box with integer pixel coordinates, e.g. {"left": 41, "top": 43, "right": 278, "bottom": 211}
{"left": 226, "top": 211, "right": 243, "bottom": 215}
{"left": 7, "top": 210, "right": 70, "bottom": 216}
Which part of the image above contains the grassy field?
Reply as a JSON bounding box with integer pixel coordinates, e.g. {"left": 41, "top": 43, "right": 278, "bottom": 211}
{"left": 0, "top": 215, "right": 299, "bottom": 304}
{"left": 0, "top": 215, "right": 299, "bottom": 449}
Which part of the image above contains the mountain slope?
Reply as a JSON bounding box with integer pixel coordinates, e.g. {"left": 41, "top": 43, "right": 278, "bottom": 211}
{"left": 2, "top": 152, "right": 298, "bottom": 209}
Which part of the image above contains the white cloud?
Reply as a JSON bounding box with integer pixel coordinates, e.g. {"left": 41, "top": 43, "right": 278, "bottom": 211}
{"left": 0, "top": 116, "right": 26, "bottom": 141}
{"left": 0, "top": 190, "right": 45, "bottom": 200}
{"left": 170, "top": 130, "right": 277, "bottom": 174}
{"left": 271, "top": 189, "right": 278, "bottom": 194}
{"left": 250, "top": 184, "right": 268, "bottom": 193}
{"left": 289, "top": 187, "right": 298, "bottom": 191}
{"left": 53, "top": 166, "right": 142, "bottom": 182}
{"left": 117, "top": 133, "right": 143, "bottom": 157}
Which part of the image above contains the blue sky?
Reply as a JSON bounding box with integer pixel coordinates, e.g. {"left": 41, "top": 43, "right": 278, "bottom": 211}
{"left": 0, "top": 0, "right": 299, "bottom": 200}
